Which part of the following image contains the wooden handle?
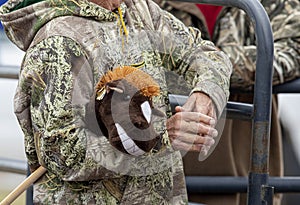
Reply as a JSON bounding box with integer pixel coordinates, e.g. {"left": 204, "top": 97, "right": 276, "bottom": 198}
{"left": 0, "top": 166, "right": 47, "bottom": 205}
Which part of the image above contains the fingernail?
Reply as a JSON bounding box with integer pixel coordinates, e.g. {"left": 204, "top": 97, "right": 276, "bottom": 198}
{"left": 205, "top": 138, "right": 215, "bottom": 146}
{"left": 211, "top": 129, "right": 218, "bottom": 138}
{"left": 200, "top": 149, "right": 208, "bottom": 156}
{"left": 210, "top": 119, "right": 216, "bottom": 126}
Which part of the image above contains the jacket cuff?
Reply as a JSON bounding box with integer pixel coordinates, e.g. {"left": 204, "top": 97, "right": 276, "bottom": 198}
{"left": 190, "top": 81, "right": 227, "bottom": 118}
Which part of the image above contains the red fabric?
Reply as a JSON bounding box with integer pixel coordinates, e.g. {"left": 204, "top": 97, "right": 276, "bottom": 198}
{"left": 196, "top": 4, "right": 223, "bottom": 38}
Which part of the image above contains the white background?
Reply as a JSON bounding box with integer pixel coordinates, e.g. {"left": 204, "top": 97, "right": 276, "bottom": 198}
{"left": 0, "top": 31, "right": 26, "bottom": 204}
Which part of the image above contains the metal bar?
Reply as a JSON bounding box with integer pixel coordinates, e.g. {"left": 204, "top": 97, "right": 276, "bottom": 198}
{"left": 186, "top": 176, "right": 300, "bottom": 194}
{"left": 262, "top": 185, "right": 274, "bottom": 205}
{"left": 169, "top": 94, "right": 254, "bottom": 120}
{"left": 0, "top": 157, "right": 27, "bottom": 175}
{"left": 0, "top": 66, "right": 19, "bottom": 79}
{"left": 226, "top": 101, "right": 253, "bottom": 120}
{"left": 273, "top": 78, "right": 300, "bottom": 94}
{"left": 186, "top": 176, "right": 248, "bottom": 194}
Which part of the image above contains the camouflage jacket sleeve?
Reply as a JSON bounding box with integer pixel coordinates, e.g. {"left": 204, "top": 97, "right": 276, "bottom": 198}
{"left": 149, "top": 1, "right": 232, "bottom": 117}
{"left": 16, "top": 35, "right": 147, "bottom": 181}
{"left": 215, "top": 0, "right": 300, "bottom": 90}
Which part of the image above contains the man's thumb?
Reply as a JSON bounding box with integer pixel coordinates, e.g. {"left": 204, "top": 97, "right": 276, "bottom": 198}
{"left": 175, "top": 106, "right": 185, "bottom": 113}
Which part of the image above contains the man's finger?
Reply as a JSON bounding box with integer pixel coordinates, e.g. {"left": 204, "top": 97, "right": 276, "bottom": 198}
{"left": 172, "top": 111, "right": 215, "bottom": 125}
{"left": 171, "top": 139, "right": 203, "bottom": 152}
{"left": 169, "top": 133, "right": 215, "bottom": 145}
{"left": 168, "top": 116, "right": 218, "bottom": 137}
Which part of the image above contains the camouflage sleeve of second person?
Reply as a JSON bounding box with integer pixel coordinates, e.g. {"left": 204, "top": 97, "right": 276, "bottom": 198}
{"left": 155, "top": 0, "right": 300, "bottom": 91}
{"left": 214, "top": 0, "right": 300, "bottom": 90}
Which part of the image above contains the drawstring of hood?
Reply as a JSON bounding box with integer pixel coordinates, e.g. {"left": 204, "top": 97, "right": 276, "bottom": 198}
{"left": 117, "top": 6, "right": 128, "bottom": 37}
{"left": 115, "top": 6, "right": 128, "bottom": 51}
{"left": 114, "top": 7, "right": 146, "bottom": 71}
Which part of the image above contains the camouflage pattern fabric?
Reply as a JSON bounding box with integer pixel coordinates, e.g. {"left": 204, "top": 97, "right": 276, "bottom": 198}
{"left": 0, "top": 0, "right": 232, "bottom": 204}
{"left": 155, "top": 0, "right": 300, "bottom": 91}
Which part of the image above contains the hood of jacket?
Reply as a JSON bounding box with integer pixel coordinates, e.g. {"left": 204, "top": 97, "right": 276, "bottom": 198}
{"left": 0, "top": 0, "right": 123, "bottom": 51}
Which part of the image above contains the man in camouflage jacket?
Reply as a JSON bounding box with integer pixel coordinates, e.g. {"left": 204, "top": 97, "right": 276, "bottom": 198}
{"left": 0, "top": 0, "right": 232, "bottom": 204}
{"left": 155, "top": 0, "right": 300, "bottom": 205}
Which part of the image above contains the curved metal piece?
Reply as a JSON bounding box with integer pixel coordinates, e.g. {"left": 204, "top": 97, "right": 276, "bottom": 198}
{"left": 175, "top": 0, "right": 274, "bottom": 123}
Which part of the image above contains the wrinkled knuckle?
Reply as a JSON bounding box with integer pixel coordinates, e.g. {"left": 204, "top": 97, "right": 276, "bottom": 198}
{"left": 197, "top": 123, "right": 204, "bottom": 133}
{"left": 172, "top": 130, "right": 180, "bottom": 137}
{"left": 174, "top": 120, "right": 182, "bottom": 128}
{"left": 173, "top": 113, "right": 182, "bottom": 121}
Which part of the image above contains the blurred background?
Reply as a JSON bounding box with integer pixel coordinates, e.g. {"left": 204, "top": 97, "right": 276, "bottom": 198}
{"left": 0, "top": 8, "right": 27, "bottom": 204}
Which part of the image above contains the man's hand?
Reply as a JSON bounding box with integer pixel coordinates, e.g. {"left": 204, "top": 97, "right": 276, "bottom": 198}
{"left": 167, "top": 92, "right": 217, "bottom": 155}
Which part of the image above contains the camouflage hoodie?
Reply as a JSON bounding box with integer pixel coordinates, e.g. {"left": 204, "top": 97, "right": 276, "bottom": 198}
{"left": 0, "top": 0, "right": 231, "bottom": 204}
